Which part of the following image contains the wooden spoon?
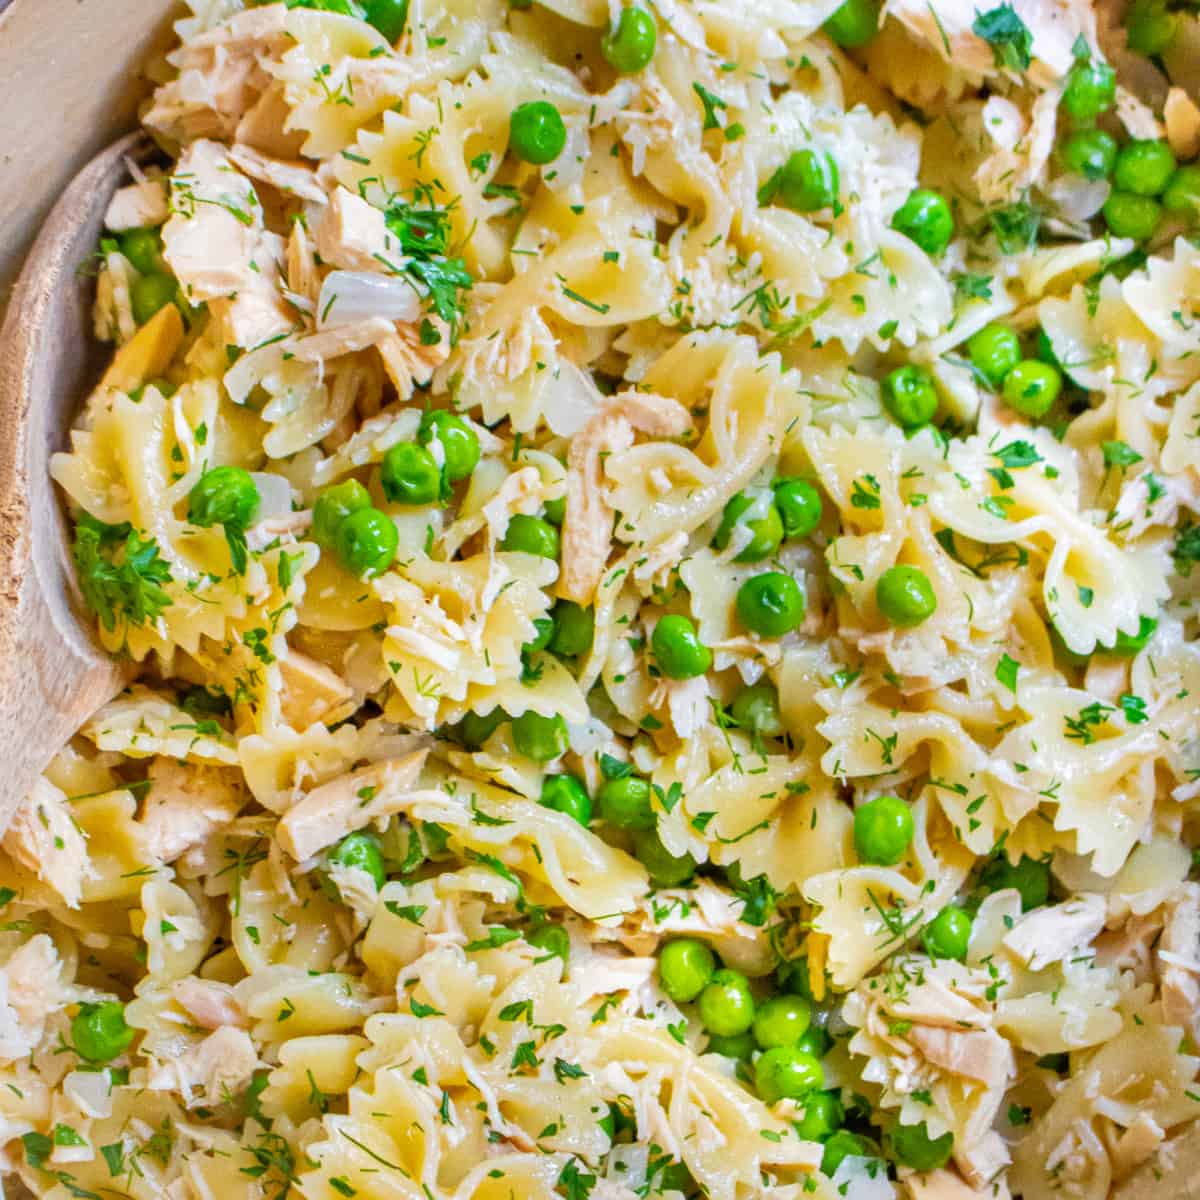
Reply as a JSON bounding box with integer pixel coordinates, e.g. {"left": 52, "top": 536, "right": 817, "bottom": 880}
{"left": 0, "top": 132, "right": 151, "bottom": 814}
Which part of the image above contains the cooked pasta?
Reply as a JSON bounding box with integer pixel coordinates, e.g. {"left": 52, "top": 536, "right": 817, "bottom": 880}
{"left": 9, "top": 0, "right": 1200, "bottom": 1196}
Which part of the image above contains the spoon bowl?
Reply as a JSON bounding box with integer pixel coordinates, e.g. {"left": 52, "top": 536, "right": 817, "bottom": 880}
{"left": 0, "top": 132, "right": 151, "bottom": 812}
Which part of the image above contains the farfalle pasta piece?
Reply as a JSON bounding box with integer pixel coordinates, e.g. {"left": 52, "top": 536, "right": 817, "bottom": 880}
{"left": 930, "top": 430, "right": 1171, "bottom": 655}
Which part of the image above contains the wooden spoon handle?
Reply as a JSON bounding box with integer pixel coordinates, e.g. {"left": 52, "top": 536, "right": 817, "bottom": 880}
{"left": 0, "top": 133, "right": 148, "bottom": 811}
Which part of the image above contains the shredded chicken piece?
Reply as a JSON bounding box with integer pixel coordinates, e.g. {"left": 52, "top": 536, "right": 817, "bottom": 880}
{"left": 139, "top": 759, "right": 243, "bottom": 865}
{"left": 289, "top": 317, "right": 448, "bottom": 401}
{"left": 1002, "top": 893, "right": 1106, "bottom": 971}
{"left": 172, "top": 978, "right": 247, "bottom": 1030}
{"left": 1157, "top": 883, "right": 1200, "bottom": 1040}
{"left": 161, "top": 140, "right": 263, "bottom": 303}
{"left": 561, "top": 392, "right": 692, "bottom": 604}
{"left": 955, "top": 1131, "right": 1011, "bottom": 1189}
{"left": 0, "top": 936, "right": 66, "bottom": 1062}
{"left": 278, "top": 750, "right": 429, "bottom": 861}
{"left": 975, "top": 89, "right": 1061, "bottom": 204}
{"left": 901, "top": 1166, "right": 1012, "bottom": 1200}
{"left": 884, "top": 0, "right": 1095, "bottom": 85}
{"left": 315, "top": 187, "right": 399, "bottom": 272}
{"left": 1164, "top": 88, "right": 1200, "bottom": 161}
{"left": 104, "top": 179, "right": 170, "bottom": 232}
{"left": 214, "top": 230, "right": 298, "bottom": 349}
{"left": 142, "top": 6, "right": 288, "bottom": 144}
{"left": 227, "top": 144, "right": 327, "bottom": 204}
{"left": 882, "top": 974, "right": 990, "bottom": 1029}
{"left": 3, "top": 777, "right": 92, "bottom": 908}
{"left": 286, "top": 219, "right": 322, "bottom": 308}
{"left": 909, "top": 1025, "right": 1015, "bottom": 1088}
{"left": 1116, "top": 85, "right": 1165, "bottom": 140}
{"left": 279, "top": 651, "right": 356, "bottom": 730}
{"left": 1095, "top": 911, "right": 1162, "bottom": 982}
{"left": 147, "top": 1027, "right": 260, "bottom": 1107}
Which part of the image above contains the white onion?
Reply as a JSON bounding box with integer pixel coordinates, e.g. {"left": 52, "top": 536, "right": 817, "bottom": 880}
{"left": 317, "top": 270, "right": 421, "bottom": 330}
{"left": 539, "top": 359, "right": 603, "bottom": 437}
{"left": 64, "top": 1070, "right": 115, "bottom": 1119}
{"left": 251, "top": 472, "right": 297, "bottom": 521}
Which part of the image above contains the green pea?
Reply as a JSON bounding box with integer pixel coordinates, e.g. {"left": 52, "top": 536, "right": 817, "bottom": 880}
{"left": 188, "top": 466, "right": 260, "bottom": 529}
{"left": 796, "top": 1024, "right": 832, "bottom": 1059}
{"left": 502, "top": 514, "right": 560, "bottom": 559}
{"left": 509, "top": 101, "right": 567, "bottom": 165}
{"left": 821, "top": 1131, "right": 877, "bottom": 1177}
{"left": 362, "top": 0, "right": 408, "bottom": 40}
{"left": 776, "top": 149, "right": 840, "bottom": 212}
{"left": 1115, "top": 139, "right": 1177, "bottom": 198}
{"left": 598, "top": 774, "right": 655, "bottom": 830}
{"left": 1106, "top": 614, "right": 1157, "bottom": 656}
{"left": 72, "top": 1002, "right": 135, "bottom": 1063}
{"left": 632, "top": 829, "right": 697, "bottom": 887}
{"left": 854, "top": 795, "right": 914, "bottom": 866}
{"left": 524, "top": 616, "right": 556, "bottom": 657}
{"left": 891, "top": 188, "right": 954, "bottom": 257}
{"left": 328, "top": 831, "right": 386, "bottom": 890}
{"left": 512, "top": 710, "right": 569, "bottom": 762}
{"left": 601, "top": 6, "right": 656, "bottom": 73}
{"left": 707, "top": 1031, "right": 756, "bottom": 1059}
{"left": 1061, "top": 128, "right": 1118, "bottom": 181}
{"left": 659, "top": 938, "right": 716, "bottom": 1003}
{"left": 130, "top": 272, "right": 177, "bottom": 325}
{"left": 1061, "top": 60, "right": 1115, "bottom": 123}
{"left": 967, "top": 323, "right": 1022, "bottom": 388}
{"left": 980, "top": 854, "right": 1050, "bottom": 911}
{"left": 528, "top": 923, "right": 570, "bottom": 962}
{"left": 1164, "top": 165, "right": 1200, "bottom": 219}
{"left": 753, "top": 995, "right": 812, "bottom": 1050}
{"left": 796, "top": 1090, "right": 844, "bottom": 1142}
{"left": 713, "top": 491, "right": 785, "bottom": 562}
{"left": 651, "top": 614, "right": 713, "bottom": 680}
{"left": 459, "top": 707, "right": 507, "bottom": 749}
{"left": 755, "top": 1047, "right": 824, "bottom": 1104}
{"left": 381, "top": 442, "right": 440, "bottom": 506}
{"left": 881, "top": 365, "right": 938, "bottom": 429}
{"left": 550, "top": 600, "right": 594, "bottom": 657}
{"left": 697, "top": 968, "right": 756, "bottom": 1037}
{"left": 1001, "top": 359, "right": 1062, "bottom": 418}
{"left": 774, "top": 478, "right": 823, "bottom": 540}
{"left": 335, "top": 507, "right": 399, "bottom": 577}
{"left": 1125, "top": 0, "right": 1177, "bottom": 55}
{"left": 922, "top": 904, "right": 972, "bottom": 961}
{"left": 889, "top": 1122, "right": 954, "bottom": 1171}
{"left": 417, "top": 410, "right": 480, "bottom": 482}
{"left": 312, "top": 479, "right": 372, "bottom": 550}
{"left": 730, "top": 683, "right": 783, "bottom": 740}
{"left": 875, "top": 564, "right": 937, "bottom": 627}
{"left": 543, "top": 495, "right": 566, "bottom": 525}
{"left": 118, "top": 227, "right": 166, "bottom": 276}
{"left": 1103, "top": 191, "right": 1163, "bottom": 240}
{"left": 541, "top": 773, "right": 592, "bottom": 825}
{"left": 822, "top": 0, "right": 880, "bottom": 46}
{"left": 736, "top": 572, "right": 806, "bottom": 638}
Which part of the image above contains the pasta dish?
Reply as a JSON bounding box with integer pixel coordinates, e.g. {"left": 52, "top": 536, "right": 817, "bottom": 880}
{"left": 4, "top": 0, "right": 1200, "bottom": 1196}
